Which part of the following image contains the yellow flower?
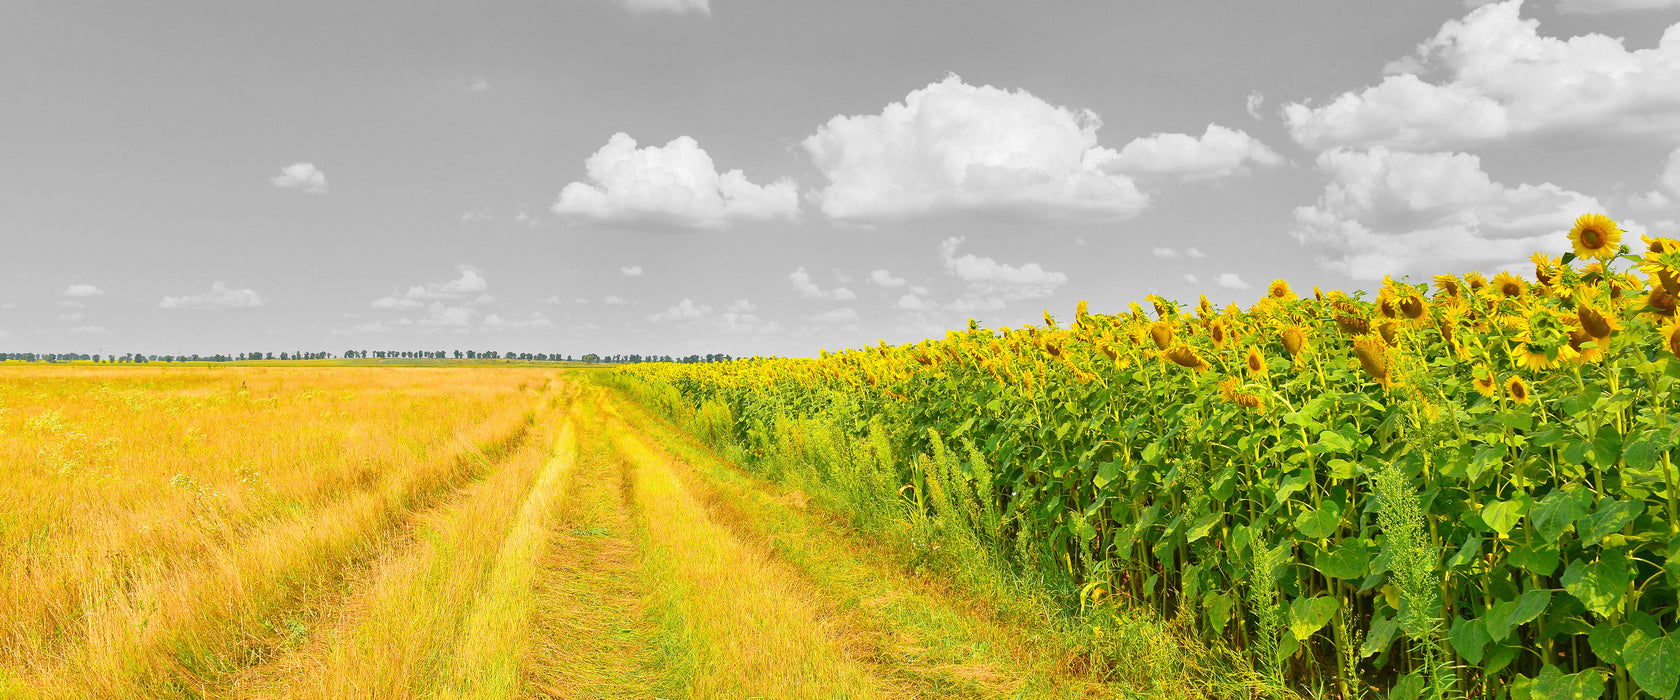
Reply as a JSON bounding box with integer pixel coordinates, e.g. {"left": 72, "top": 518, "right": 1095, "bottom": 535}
{"left": 1281, "top": 325, "right": 1308, "bottom": 359}
{"left": 1434, "top": 274, "right": 1463, "bottom": 300}
{"left": 1353, "top": 336, "right": 1392, "bottom": 388}
{"left": 1209, "top": 319, "right": 1228, "bottom": 349}
{"left": 1491, "top": 271, "right": 1527, "bottom": 299}
{"left": 1268, "top": 279, "right": 1297, "bottom": 302}
{"left": 1165, "top": 345, "right": 1211, "bottom": 372}
{"left": 1506, "top": 376, "right": 1532, "bottom": 404}
{"left": 1245, "top": 345, "right": 1266, "bottom": 375}
{"left": 1569, "top": 213, "right": 1623, "bottom": 261}
{"left": 1148, "top": 321, "right": 1175, "bottom": 350}
{"left": 1472, "top": 365, "right": 1497, "bottom": 398}
{"left": 1532, "top": 252, "right": 1560, "bottom": 286}
{"left": 1665, "top": 318, "right": 1680, "bottom": 360}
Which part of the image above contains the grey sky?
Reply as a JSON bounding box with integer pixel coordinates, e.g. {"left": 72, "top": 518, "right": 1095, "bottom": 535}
{"left": 3, "top": 0, "right": 1678, "bottom": 357}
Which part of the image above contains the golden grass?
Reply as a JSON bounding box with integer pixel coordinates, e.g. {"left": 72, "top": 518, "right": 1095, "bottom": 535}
{"left": 603, "top": 403, "right": 900, "bottom": 700}
{"left": 0, "top": 365, "right": 559, "bottom": 696}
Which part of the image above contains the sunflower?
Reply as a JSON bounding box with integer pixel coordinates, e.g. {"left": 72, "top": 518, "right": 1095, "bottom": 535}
{"left": 1506, "top": 376, "right": 1532, "bottom": 404}
{"left": 1532, "top": 252, "right": 1560, "bottom": 286}
{"left": 1436, "top": 307, "right": 1471, "bottom": 361}
{"left": 1472, "top": 365, "right": 1498, "bottom": 398}
{"left": 1465, "top": 271, "right": 1490, "bottom": 295}
{"left": 1313, "top": 285, "right": 1324, "bottom": 302}
{"left": 1352, "top": 336, "right": 1392, "bottom": 388}
{"left": 1398, "top": 292, "right": 1428, "bottom": 326}
{"left": 1281, "top": 325, "right": 1308, "bottom": 359}
{"left": 1148, "top": 295, "right": 1175, "bottom": 319}
{"left": 1198, "top": 294, "right": 1215, "bottom": 318}
{"left": 1491, "top": 271, "right": 1527, "bottom": 299}
{"left": 1209, "top": 319, "right": 1229, "bottom": 349}
{"left": 1647, "top": 234, "right": 1677, "bottom": 256}
{"left": 1149, "top": 321, "right": 1175, "bottom": 350}
{"left": 1377, "top": 319, "right": 1400, "bottom": 346}
{"left": 1268, "top": 279, "right": 1297, "bottom": 302}
{"left": 1245, "top": 345, "right": 1266, "bottom": 375}
{"left": 1235, "top": 391, "right": 1266, "bottom": 412}
{"left": 1644, "top": 285, "right": 1678, "bottom": 322}
{"left": 1566, "top": 327, "right": 1605, "bottom": 364}
{"left": 1218, "top": 376, "right": 1241, "bottom": 402}
{"left": 1332, "top": 300, "right": 1370, "bottom": 335}
{"left": 1665, "top": 318, "right": 1680, "bottom": 360}
{"left": 1575, "top": 296, "right": 1622, "bottom": 343}
{"left": 1165, "top": 345, "right": 1210, "bottom": 372}
{"left": 1434, "top": 274, "right": 1463, "bottom": 300}
{"left": 1569, "top": 213, "right": 1624, "bottom": 261}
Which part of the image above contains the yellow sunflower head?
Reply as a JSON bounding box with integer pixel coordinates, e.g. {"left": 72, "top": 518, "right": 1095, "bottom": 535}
{"left": 1506, "top": 376, "right": 1532, "bottom": 404}
{"left": 1245, "top": 345, "right": 1266, "bottom": 375}
{"left": 1434, "top": 274, "right": 1463, "bottom": 300}
{"left": 1465, "top": 271, "right": 1490, "bottom": 295}
{"left": 1472, "top": 365, "right": 1497, "bottom": 398}
{"left": 1198, "top": 294, "right": 1214, "bottom": 318}
{"left": 1492, "top": 271, "right": 1527, "bottom": 299}
{"left": 1235, "top": 391, "right": 1266, "bottom": 412}
{"left": 1218, "top": 376, "right": 1240, "bottom": 402}
{"left": 1377, "top": 319, "right": 1400, "bottom": 347}
{"left": 1664, "top": 318, "right": 1680, "bottom": 360}
{"left": 1165, "top": 345, "right": 1210, "bottom": 372}
{"left": 1148, "top": 295, "right": 1175, "bottom": 319}
{"left": 1313, "top": 285, "right": 1324, "bottom": 302}
{"left": 1569, "top": 213, "right": 1624, "bottom": 261}
{"left": 1148, "top": 321, "right": 1175, "bottom": 350}
{"left": 1576, "top": 298, "right": 1621, "bottom": 341}
{"left": 1566, "top": 327, "right": 1605, "bottom": 364}
{"left": 1532, "top": 252, "right": 1560, "bottom": 286}
{"left": 1352, "top": 336, "right": 1392, "bottom": 388}
{"left": 1209, "top": 319, "right": 1228, "bottom": 348}
{"left": 1268, "top": 279, "right": 1296, "bottom": 302}
{"left": 1646, "top": 234, "right": 1677, "bottom": 256}
{"left": 1281, "top": 325, "right": 1308, "bottom": 358}
{"left": 1399, "top": 292, "right": 1428, "bottom": 324}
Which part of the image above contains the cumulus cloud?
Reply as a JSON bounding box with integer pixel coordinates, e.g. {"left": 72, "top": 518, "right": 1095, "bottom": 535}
{"left": 1555, "top": 0, "right": 1680, "bottom": 13}
{"left": 271, "top": 162, "right": 328, "bottom": 194}
{"left": 620, "top": 265, "right": 644, "bottom": 277}
{"left": 62, "top": 284, "right": 103, "bottom": 298}
{"left": 1632, "top": 146, "right": 1680, "bottom": 208}
{"left": 939, "top": 237, "right": 1068, "bottom": 302}
{"left": 720, "top": 299, "right": 781, "bottom": 335}
{"left": 360, "top": 267, "right": 516, "bottom": 333}
{"left": 1186, "top": 247, "right": 1206, "bottom": 258}
{"left": 1290, "top": 146, "right": 1604, "bottom": 279}
{"left": 1217, "top": 273, "right": 1250, "bottom": 289}
{"left": 1246, "top": 91, "right": 1265, "bottom": 120}
{"left": 159, "top": 282, "right": 266, "bottom": 310}
{"left": 618, "top": 0, "right": 709, "bottom": 14}
{"left": 371, "top": 267, "right": 490, "bottom": 309}
{"left": 481, "top": 312, "right": 554, "bottom": 331}
{"left": 801, "top": 75, "right": 1150, "bottom": 222}
{"left": 1283, "top": 1, "right": 1680, "bottom": 151}
{"left": 788, "top": 267, "right": 857, "bottom": 300}
{"left": 648, "top": 298, "right": 712, "bottom": 323}
{"left": 468, "top": 77, "right": 491, "bottom": 92}
{"left": 1151, "top": 247, "right": 1179, "bottom": 258}
{"left": 808, "top": 307, "right": 860, "bottom": 325}
{"left": 869, "top": 269, "right": 907, "bottom": 287}
{"left": 1183, "top": 274, "right": 1200, "bottom": 284}
{"left": 603, "top": 296, "right": 628, "bottom": 305}
{"left": 1107, "top": 124, "right": 1283, "bottom": 181}
{"left": 552, "top": 133, "right": 798, "bottom": 229}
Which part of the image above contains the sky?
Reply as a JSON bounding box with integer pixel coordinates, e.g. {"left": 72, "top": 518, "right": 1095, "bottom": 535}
{"left": 3, "top": 0, "right": 1679, "bottom": 358}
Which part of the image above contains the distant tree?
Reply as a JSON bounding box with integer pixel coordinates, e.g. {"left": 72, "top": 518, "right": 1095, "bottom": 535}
{"left": 581, "top": 353, "right": 599, "bottom": 364}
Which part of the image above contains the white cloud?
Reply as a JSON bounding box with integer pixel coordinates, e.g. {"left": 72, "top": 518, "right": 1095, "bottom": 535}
{"left": 620, "top": 265, "right": 644, "bottom": 277}
{"left": 270, "top": 162, "right": 328, "bottom": 194}
{"left": 649, "top": 298, "right": 713, "bottom": 323}
{"left": 894, "top": 294, "right": 936, "bottom": 311}
{"left": 788, "top": 267, "right": 857, "bottom": 300}
{"left": 603, "top": 296, "right": 628, "bottom": 305}
{"left": 468, "top": 77, "right": 491, "bottom": 92}
{"left": 1186, "top": 247, "right": 1206, "bottom": 258}
{"left": 0, "top": 302, "right": 14, "bottom": 310}
{"left": 1183, "top": 273, "right": 1200, "bottom": 283}
{"left": 159, "top": 282, "right": 266, "bottom": 310}
{"left": 801, "top": 74, "right": 1150, "bottom": 222}
{"left": 1151, "top": 247, "right": 1179, "bottom": 258}
{"left": 57, "top": 300, "right": 84, "bottom": 309}
{"left": 459, "top": 209, "right": 492, "bottom": 223}
{"left": 1246, "top": 91, "right": 1265, "bottom": 120}
{"left": 63, "top": 284, "right": 103, "bottom": 298}
{"left": 537, "top": 295, "right": 565, "bottom": 305}
{"left": 1217, "top": 273, "right": 1250, "bottom": 289}
{"left": 939, "top": 237, "right": 1068, "bottom": 302}
{"left": 1556, "top": 0, "right": 1680, "bottom": 13}
{"left": 1108, "top": 124, "right": 1283, "bottom": 181}
{"left": 869, "top": 269, "right": 908, "bottom": 287}
{"left": 552, "top": 133, "right": 798, "bottom": 229}
{"left": 720, "top": 299, "right": 780, "bottom": 335}
{"left": 618, "top": 0, "right": 709, "bottom": 14}
{"left": 58, "top": 312, "right": 84, "bottom": 322}
{"left": 418, "top": 304, "right": 476, "bottom": 328}
{"left": 1290, "top": 146, "right": 1603, "bottom": 279}
{"left": 371, "top": 267, "right": 490, "bottom": 309}
{"left": 482, "top": 313, "right": 554, "bottom": 331}
{"left": 1282, "top": 1, "right": 1680, "bottom": 151}
{"left": 1633, "top": 146, "right": 1680, "bottom": 208}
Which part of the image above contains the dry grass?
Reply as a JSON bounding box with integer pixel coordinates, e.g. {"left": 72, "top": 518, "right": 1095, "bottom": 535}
{"left": 0, "top": 365, "right": 559, "bottom": 697}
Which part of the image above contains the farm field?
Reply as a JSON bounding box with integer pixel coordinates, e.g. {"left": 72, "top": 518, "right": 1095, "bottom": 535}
{"left": 0, "top": 364, "right": 1187, "bottom": 699}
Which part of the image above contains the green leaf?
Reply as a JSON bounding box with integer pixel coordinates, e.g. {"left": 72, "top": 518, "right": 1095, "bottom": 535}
{"left": 1204, "top": 591, "right": 1235, "bottom": 633}
{"left": 1092, "top": 460, "right": 1120, "bottom": 488}
{"left": 1449, "top": 615, "right": 1491, "bottom": 664}
{"left": 1530, "top": 484, "right": 1592, "bottom": 543}
{"left": 1562, "top": 553, "right": 1631, "bottom": 618}
{"left": 1623, "top": 434, "right": 1660, "bottom": 472}
{"left": 1530, "top": 665, "right": 1606, "bottom": 700}
{"left": 1274, "top": 470, "right": 1311, "bottom": 504}
{"left": 1447, "top": 533, "right": 1483, "bottom": 569}
{"left": 1485, "top": 588, "right": 1552, "bottom": 642}
{"left": 1622, "top": 631, "right": 1680, "bottom": 699}
{"left": 1327, "top": 458, "right": 1356, "bottom": 480}
{"left": 1484, "top": 642, "right": 1519, "bottom": 675}
{"left": 1314, "top": 540, "right": 1370, "bottom": 580}
{"left": 1311, "top": 429, "right": 1355, "bottom": 455}
{"left": 1209, "top": 465, "right": 1235, "bottom": 502}
{"left": 1588, "top": 622, "right": 1630, "bottom": 666}
{"left": 1588, "top": 426, "right": 1622, "bottom": 470}
{"left": 1288, "top": 596, "right": 1339, "bottom": 640}
{"left": 1360, "top": 615, "right": 1397, "bottom": 658}
{"left": 1495, "top": 410, "right": 1534, "bottom": 432}
{"left": 1507, "top": 541, "right": 1561, "bottom": 577}
{"left": 1576, "top": 499, "right": 1643, "bottom": 547}
{"left": 1295, "top": 506, "right": 1341, "bottom": 539}
{"left": 1483, "top": 497, "right": 1528, "bottom": 537}
{"left": 1469, "top": 444, "right": 1506, "bottom": 483}
{"left": 1186, "top": 511, "right": 1221, "bottom": 543}
{"left": 1561, "top": 437, "right": 1590, "bottom": 466}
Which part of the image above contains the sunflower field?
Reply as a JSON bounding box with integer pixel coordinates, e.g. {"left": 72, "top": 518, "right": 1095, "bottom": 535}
{"left": 612, "top": 215, "right": 1680, "bottom": 698}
